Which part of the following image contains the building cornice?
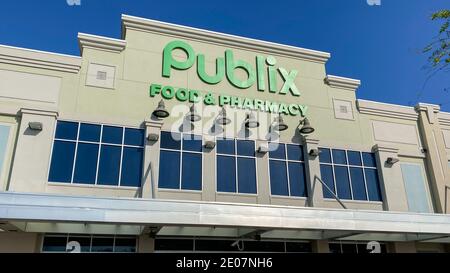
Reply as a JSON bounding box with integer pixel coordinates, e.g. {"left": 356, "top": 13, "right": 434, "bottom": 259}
{"left": 356, "top": 99, "right": 418, "bottom": 121}
{"left": 0, "top": 44, "right": 81, "bottom": 74}
{"left": 438, "top": 112, "right": 450, "bottom": 127}
{"left": 324, "top": 75, "right": 361, "bottom": 91}
{"left": 121, "top": 15, "right": 331, "bottom": 63}
{"left": 78, "top": 33, "right": 127, "bottom": 55}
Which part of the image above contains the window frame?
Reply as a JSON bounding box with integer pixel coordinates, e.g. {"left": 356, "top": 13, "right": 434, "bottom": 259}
{"left": 41, "top": 234, "right": 137, "bottom": 253}
{"left": 158, "top": 131, "right": 204, "bottom": 192}
{"left": 215, "top": 136, "right": 258, "bottom": 195}
{"left": 47, "top": 119, "right": 145, "bottom": 188}
{"left": 267, "top": 142, "right": 307, "bottom": 198}
{"left": 319, "top": 147, "right": 381, "bottom": 202}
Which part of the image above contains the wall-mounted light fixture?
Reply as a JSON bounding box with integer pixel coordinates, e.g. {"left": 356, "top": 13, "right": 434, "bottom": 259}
{"left": 244, "top": 112, "right": 259, "bottom": 128}
{"left": 204, "top": 140, "right": 216, "bottom": 149}
{"left": 152, "top": 99, "right": 170, "bottom": 118}
{"left": 28, "top": 121, "right": 43, "bottom": 131}
{"left": 270, "top": 114, "right": 288, "bottom": 132}
{"left": 187, "top": 104, "right": 202, "bottom": 122}
{"left": 386, "top": 157, "right": 399, "bottom": 165}
{"left": 147, "top": 133, "right": 159, "bottom": 142}
{"left": 216, "top": 107, "right": 231, "bottom": 125}
{"left": 309, "top": 148, "right": 320, "bottom": 157}
{"left": 257, "top": 143, "right": 269, "bottom": 154}
{"left": 299, "top": 117, "right": 315, "bottom": 134}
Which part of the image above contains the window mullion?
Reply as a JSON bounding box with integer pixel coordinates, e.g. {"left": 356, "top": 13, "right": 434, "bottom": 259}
{"left": 94, "top": 124, "right": 103, "bottom": 185}
{"left": 69, "top": 122, "right": 81, "bottom": 184}
{"left": 118, "top": 127, "right": 125, "bottom": 186}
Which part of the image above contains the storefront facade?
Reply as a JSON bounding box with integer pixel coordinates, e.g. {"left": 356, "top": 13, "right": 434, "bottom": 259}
{"left": 0, "top": 14, "right": 450, "bottom": 253}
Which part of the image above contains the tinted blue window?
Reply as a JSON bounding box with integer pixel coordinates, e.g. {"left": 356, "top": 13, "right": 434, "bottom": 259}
{"left": 183, "top": 134, "right": 202, "bottom": 152}
{"left": 335, "top": 166, "right": 352, "bottom": 199}
{"left": 73, "top": 143, "right": 98, "bottom": 184}
{"left": 79, "top": 123, "right": 101, "bottom": 142}
{"left": 287, "top": 144, "right": 304, "bottom": 161}
{"left": 49, "top": 140, "right": 76, "bottom": 182}
{"left": 332, "top": 149, "right": 347, "bottom": 165}
{"left": 158, "top": 150, "right": 180, "bottom": 189}
{"left": 120, "top": 147, "right": 143, "bottom": 187}
{"left": 289, "top": 162, "right": 307, "bottom": 197}
{"left": 102, "top": 126, "right": 123, "bottom": 144}
{"left": 362, "top": 153, "right": 376, "bottom": 167}
{"left": 217, "top": 138, "right": 235, "bottom": 154}
{"left": 42, "top": 236, "right": 67, "bottom": 252}
{"left": 237, "top": 158, "right": 257, "bottom": 194}
{"left": 124, "top": 128, "right": 144, "bottom": 146}
{"left": 97, "top": 145, "right": 121, "bottom": 185}
{"left": 365, "top": 169, "right": 382, "bottom": 201}
{"left": 181, "top": 153, "right": 202, "bottom": 190}
{"left": 269, "top": 160, "right": 288, "bottom": 195}
{"left": 55, "top": 121, "right": 78, "bottom": 140}
{"left": 319, "top": 148, "right": 331, "bottom": 163}
{"left": 350, "top": 167, "right": 367, "bottom": 200}
{"left": 236, "top": 140, "right": 255, "bottom": 157}
{"left": 91, "top": 237, "right": 114, "bottom": 252}
{"left": 268, "top": 143, "right": 285, "bottom": 159}
{"left": 347, "top": 151, "right": 362, "bottom": 166}
{"left": 160, "top": 131, "right": 181, "bottom": 150}
{"left": 217, "top": 156, "right": 236, "bottom": 192}
{"left": 320, "top": 165, "right": 335, "bottom": 198}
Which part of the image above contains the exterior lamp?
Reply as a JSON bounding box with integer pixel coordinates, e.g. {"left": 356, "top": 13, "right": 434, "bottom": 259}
{"left": 299, "top": 117, "right": 315, "bottom": 134}
{"left": 152, "top": 100, "right": 170, "bottom": 118}
{"left": 187, "top": 104, "right": 202, "bottom": 122}
{"left": 244, "top": 112, "right": 260, "bottom": 128}
{"left": 271, "top": 114, "right": 288, "bottom": 132}
{"left": 28, "top": 122, "right": 43, "bottom": 131}
{"left": 386, "top": 157, "right": 399, "bottom": 165}
{"left": 216, "top": 107, "right": 231, "bottom": 125}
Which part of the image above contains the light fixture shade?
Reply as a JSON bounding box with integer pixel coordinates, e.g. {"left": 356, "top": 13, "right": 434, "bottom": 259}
{"left": 152, "top": 100, "right": 169, "bottom": 118}
{"left": 244, "top": 112, "right": 260, "bottom": 128}
{"left": 272, "top": 114, "right": 288, "bottom": 131}
{"left": 299, "top": 117, "right": 315, "bottom": 134}
{"left": 187, "top": 104, "right": 202, "bottom": 122}
{"left": 216, "top": 107, "right": 231, "bottom": 125}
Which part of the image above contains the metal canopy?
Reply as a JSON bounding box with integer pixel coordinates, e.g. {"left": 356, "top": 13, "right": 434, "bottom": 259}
{"left": 1, "top": 191, "right": 450, "bottom": 243}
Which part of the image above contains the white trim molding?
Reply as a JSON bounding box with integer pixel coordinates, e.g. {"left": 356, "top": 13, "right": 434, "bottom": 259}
{"left": 324, "top": 75, "right": 361, "bottom": 91}
{"left": 357, "top": 99, "right": 419, "bottom": 121}
{"left": 78, "top": 33, "right": 127, "bottom": 54}
{"left": 0, "top": 44, "right": 81, "bottom": 74}
{"left": 121, "top": 14, "right": 331, "bottom": 63}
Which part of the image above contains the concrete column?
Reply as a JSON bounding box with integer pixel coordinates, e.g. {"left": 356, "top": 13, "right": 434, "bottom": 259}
{"left": 312, "top": 240, "right": 329, "bottom": 253}
{"left": 415, "top": 103, "right": 449, "bottom": 213}
{"left": 373, "top": 144, "right": 408, "bottom": 212}
{"left": 0, "top": 232, "right": 40, "bottom": 253}
{"left": 8, "top": 108, "right": 58, "bottom": 193}
{"left": 202, "top": 134, "right": 216, "bottom": 202}
{"left": 255, "top": 140, "right": 270, "bottom": 204}
{"left": 142, "top": 119, "right": 163, "bottom": 199}
{"left": 138, "top": 235, "right": 155, "bottom": 253}
{"left": 302, "top": 137, "right": 322, "bottom": 207}
{"left": 389, "top": 242, "right": 416, "bottom": 253}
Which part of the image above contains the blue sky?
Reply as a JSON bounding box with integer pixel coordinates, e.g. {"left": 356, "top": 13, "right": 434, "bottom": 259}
{"left": 0, "top": 0, "right": 449, "bottom": 110}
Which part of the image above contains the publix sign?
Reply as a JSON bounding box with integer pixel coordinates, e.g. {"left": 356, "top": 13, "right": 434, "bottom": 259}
{"left": 149, "top": 40, "right": 308, "bottom": 116}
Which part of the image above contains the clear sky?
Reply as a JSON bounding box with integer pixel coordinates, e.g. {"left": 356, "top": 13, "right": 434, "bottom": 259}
{"left": 0, "top": 0, "right": 449, "bottom": 110}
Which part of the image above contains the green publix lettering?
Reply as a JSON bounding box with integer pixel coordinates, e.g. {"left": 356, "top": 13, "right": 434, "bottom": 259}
{"left": 162, "top": 40, "right": 300, "bottom": 96}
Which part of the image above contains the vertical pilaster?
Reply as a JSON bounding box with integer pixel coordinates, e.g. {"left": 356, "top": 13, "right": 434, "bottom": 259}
{"left": 303, "top": 137, "right": 322, "bottom": 207}
{"left": 373, "top": 144, "right": 408, "bottom": 212}
{"left": 142, "top": 119, "right": 163, "bottom": 199}
{"left": 415, "top": 103, "right": 448, "bottom": 213}
{"left": 312, "top": 240, "right": 329, "bottom": 253}
{"left": 8, "top": 108, "right": 58, "bottom": 193}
